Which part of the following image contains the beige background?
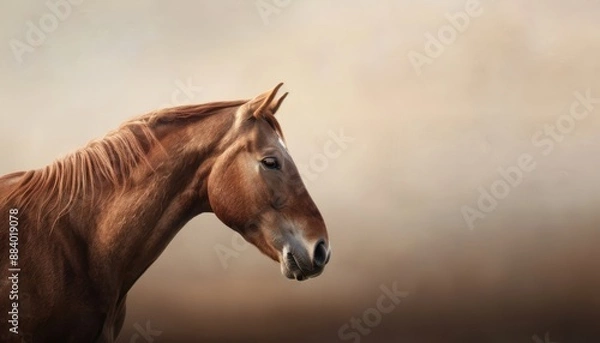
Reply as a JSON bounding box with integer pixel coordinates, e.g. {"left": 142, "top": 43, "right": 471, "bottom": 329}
{"left": 2, "top": 1, "right": 600, "bottom": 342}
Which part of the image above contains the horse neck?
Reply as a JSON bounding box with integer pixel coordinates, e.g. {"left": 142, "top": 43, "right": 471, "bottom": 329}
{"left": 89, "top": 111, "right": 234, "bottom": 296}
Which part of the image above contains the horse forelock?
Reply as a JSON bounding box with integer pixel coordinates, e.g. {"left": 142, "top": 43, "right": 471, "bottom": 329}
{"left": 263, "top": 113, "right": 285, "bottom": 141}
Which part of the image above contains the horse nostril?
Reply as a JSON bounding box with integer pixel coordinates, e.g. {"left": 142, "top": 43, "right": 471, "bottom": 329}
{"left": 313, "top": 240, "right": 329, "bottom": 268}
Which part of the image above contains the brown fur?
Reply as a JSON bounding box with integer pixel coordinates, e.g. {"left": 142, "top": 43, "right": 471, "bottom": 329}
{"left": 2, "top": 100, "right": 248, "bottom": 233}
{"left": 0, "top": 84, "right": 328, "bottom": 342}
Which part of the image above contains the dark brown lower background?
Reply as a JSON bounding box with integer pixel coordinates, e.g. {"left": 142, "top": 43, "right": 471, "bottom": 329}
{"left": 117, "top": 211, "right": 600, "bottom": 343}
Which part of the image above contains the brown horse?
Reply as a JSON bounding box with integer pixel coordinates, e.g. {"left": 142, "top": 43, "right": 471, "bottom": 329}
{"left": 0, "top": 83, "right": 330, "bottom": 343}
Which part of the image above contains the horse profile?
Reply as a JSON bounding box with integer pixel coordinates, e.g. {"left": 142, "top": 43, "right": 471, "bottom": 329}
{"left": 0, "top": 83, "right": 330, "bottom": 342}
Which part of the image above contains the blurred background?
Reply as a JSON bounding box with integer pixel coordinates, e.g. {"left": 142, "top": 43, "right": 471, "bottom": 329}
{"left": 2, "top": 0, "right": 600, "bottom": 342}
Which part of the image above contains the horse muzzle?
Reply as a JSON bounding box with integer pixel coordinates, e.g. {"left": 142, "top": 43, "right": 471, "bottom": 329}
{"left": 280, "top": 239, "right": 331, "bottom": 281}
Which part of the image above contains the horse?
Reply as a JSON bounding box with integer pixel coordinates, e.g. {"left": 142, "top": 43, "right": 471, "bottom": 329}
{"left": 0, "top": 83, "right": 331, "bottom": 343}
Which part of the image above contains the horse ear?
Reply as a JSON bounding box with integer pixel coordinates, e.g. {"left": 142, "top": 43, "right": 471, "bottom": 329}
{"left": 270, "top": 91, "right": 288, "bottom": 115}
{"left": 246, "top": 83, "right": 285, "bottom": 119}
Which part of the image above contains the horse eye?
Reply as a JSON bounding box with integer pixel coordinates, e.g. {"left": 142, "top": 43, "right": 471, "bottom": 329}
{"left": 261, "top": 157, "right": 280, "bottom": 170}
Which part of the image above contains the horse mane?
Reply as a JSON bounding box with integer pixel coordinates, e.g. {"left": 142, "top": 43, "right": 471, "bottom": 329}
{"left": 3, "top": 99, "right": 248, "bottom": 231}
